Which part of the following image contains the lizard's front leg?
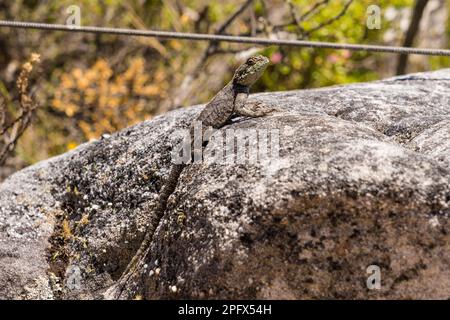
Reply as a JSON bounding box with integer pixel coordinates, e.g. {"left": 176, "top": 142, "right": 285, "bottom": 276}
{"left": 234, "top": 93, "right": 277, "bottom": 118}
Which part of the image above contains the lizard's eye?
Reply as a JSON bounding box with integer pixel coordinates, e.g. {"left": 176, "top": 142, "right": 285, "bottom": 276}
{"left": 246, "top": 57, "right": 256, "bottom": 65}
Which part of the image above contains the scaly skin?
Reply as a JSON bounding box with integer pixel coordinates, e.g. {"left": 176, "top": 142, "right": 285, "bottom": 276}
{"left": 104, "top": 55, "right": 272, "bottom": 299}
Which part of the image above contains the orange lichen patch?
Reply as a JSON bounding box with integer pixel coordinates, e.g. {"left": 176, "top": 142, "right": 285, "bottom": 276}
{"left": 61, "top": 219, "right": 73, "bottom": 240}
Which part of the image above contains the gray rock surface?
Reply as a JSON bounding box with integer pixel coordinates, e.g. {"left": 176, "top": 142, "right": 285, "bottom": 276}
{"left": 0, "top": 69, "right": 449, "bottom": 299}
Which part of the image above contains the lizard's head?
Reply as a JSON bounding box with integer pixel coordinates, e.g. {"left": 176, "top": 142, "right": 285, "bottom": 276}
{"left": 233, "top": 55, "right": 269, "bottom": 87}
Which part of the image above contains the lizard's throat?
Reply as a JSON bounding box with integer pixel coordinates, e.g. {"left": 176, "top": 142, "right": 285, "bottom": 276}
{"left": 233, "top": 82, "right": 250, "bottom": 93}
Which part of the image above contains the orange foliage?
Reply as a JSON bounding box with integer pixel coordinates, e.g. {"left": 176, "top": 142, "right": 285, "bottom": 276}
{"left": 52, "top": 58, "right": 168, "bottom": 140}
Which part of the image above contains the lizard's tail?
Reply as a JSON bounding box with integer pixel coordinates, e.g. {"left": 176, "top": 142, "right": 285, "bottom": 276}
{"left": 104, "top": 163, "right": 186, "bottom": 300}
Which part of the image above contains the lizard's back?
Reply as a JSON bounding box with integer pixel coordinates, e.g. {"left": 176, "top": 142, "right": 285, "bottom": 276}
{"left": 196, "top": 82, "right": 237, "bottom": 128}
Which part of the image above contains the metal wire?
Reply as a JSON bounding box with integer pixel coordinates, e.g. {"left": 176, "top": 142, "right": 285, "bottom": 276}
{"left": 1, "top": 20, "right": 450, "bottom": 56}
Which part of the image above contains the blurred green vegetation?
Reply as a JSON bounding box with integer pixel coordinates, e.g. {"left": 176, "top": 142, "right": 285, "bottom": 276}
{"left": 0, "top": 0, "right": 448, "bottom": 170}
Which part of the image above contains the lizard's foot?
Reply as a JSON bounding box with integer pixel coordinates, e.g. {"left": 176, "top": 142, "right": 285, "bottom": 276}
{"left": 236, "top": 101, "right": 278, "bottom": 118}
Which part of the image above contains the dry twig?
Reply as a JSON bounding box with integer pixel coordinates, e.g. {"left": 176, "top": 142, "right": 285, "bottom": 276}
{"left": 0, "top": 53, "right": 40, "bottom": 165}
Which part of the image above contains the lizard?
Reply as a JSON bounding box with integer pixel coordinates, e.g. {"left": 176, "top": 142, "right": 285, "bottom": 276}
{"left": 104, "top": 55, "right": 272, "bottom": 299}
